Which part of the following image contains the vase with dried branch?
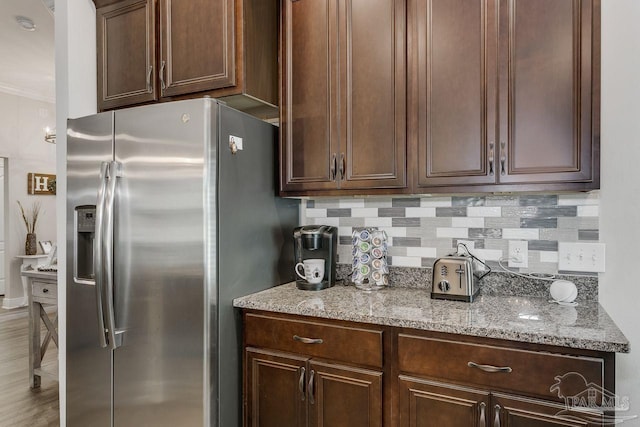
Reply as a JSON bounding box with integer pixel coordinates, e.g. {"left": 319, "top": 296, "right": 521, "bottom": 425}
{"left": 17, "top": 201, "right": 42, "bottom": 255}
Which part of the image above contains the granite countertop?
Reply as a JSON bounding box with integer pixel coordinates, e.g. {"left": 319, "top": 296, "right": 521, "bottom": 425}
{"left": 234, "top": 282, "right": 629, "bottom": 353}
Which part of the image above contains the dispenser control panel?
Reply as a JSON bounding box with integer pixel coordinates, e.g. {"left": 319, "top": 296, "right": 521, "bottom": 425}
{"left": 77, "top": 208, "right": 95, "bottom": 233}
{"left": 74, "top": 205, "right": 96, "bottom": 284}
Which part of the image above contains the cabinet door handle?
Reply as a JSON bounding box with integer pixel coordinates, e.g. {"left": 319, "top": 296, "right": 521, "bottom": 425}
{"left": 330, "top": 153, "right": 337, "bottom": 181}
{"left": 468, "top": 361, "right": 512, "bottom": 373}
{"left": 339, "top": 153, "right": 345, "bottom": 180}
{"left": 489, "top": 142, "right": 494, "bottom": 176}
{"left": 42, "top": 288, "right": 49, "bottom": 293}
{"left": 494, "top": 404, "right": 501, "bottom": 427}
{"left": 146, "top": 66, "right": 153, "bottom": 92}
{"left": 298, "top": 367, "right": 306, "bottom": 401}
{"left": 500, "top": 142, "right": 506, "bottom": 175}
{"left": 308, "top": 369, "right": 315, "bottom": 405}
{"left": 293, "top": 335, "right": 323, "bottom": 344}
{"left": 160, "top": 60, "right": 166, "bottom": 90}
{"left": 479, "top": 402, "right": 486, "bottom": 426}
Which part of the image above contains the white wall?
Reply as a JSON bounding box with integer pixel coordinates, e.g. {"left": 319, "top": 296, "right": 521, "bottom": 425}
{"left": 0, "top": 160, "right": 5, "bottom": 295}
{"left": 55, "top": 0, "right": 97, "bottom": 424}
{"left": 0, "top": 92, "right": 56, "bottom": 307}
{"left": 599, "top": 0, "right": 640, "bottom": 422}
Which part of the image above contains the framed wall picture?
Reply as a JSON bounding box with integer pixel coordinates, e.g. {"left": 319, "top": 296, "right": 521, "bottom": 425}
{"left": 28, "top": 173, "right": 56, "bottom": 195}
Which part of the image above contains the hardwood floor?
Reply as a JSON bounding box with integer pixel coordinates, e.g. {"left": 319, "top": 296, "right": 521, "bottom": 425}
{"left": 0, "top": 308, "right": 59, "bottom": 426}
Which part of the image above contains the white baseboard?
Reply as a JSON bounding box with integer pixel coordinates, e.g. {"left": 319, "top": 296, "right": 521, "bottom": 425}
{"left": 2, "top": 296, "right": 26, "bottom": 309}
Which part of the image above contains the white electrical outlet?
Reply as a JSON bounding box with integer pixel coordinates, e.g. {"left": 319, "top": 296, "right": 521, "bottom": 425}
{"left": 457, "top": 240, "right": 475, "bottom": 252}
{"left": 508, "top": 240, "right": 528, "bottom": 268}
{"left": 457, "top": 240, "right": 488, "bottom": 272}
{"left": 558, "top": 242, "right": 605, "bottom": 272}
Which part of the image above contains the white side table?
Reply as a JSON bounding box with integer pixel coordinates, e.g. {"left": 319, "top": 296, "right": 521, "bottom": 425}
{"left": 16, "top": 255, "right": 49, "bottom": 306}
{"left": 22, "top": 270, "right": 58, "bottom": 388}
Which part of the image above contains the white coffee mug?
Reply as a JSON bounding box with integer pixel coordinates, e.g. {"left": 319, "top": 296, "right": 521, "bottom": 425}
{"left": 295, "top": 259, "right": 325, "bottom": 284}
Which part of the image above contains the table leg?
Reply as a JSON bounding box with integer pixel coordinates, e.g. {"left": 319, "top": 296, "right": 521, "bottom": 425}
{"left": 40, "top": 307, "right": 58, "bottom": 356}
{"left": 20, "top": 266, "right": 29, "bottom": 307}
{"left": 28, "top": 292, "right": 41, "bottom": 388}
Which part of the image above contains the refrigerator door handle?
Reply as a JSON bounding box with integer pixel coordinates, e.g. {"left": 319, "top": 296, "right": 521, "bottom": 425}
{"left": 104, "top": 161, "right": 124, "bottom": 349}
{"left": 94, "top": 161, "right": 109, "bottom": 348}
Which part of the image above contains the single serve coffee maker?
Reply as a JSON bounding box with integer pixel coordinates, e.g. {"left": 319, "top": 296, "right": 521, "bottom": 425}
{"left": 293, "top": 225, "right": 337, "bottom": 290}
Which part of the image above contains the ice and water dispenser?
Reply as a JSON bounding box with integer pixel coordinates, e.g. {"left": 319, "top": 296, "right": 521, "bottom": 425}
{"left": 74, "top": 205, "right": 96, "bottom": 284}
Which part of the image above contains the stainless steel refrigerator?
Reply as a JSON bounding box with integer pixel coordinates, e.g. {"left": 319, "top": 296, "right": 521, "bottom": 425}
{"left": 66, "top": 99, "right": 299, "bottom": 427}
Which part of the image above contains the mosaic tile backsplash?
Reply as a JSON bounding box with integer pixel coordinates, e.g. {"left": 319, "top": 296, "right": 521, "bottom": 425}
{"left": 301, "top": 192, "right": 600, "bottom": 275}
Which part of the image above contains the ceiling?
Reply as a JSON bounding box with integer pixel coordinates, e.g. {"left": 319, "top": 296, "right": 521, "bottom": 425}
{"left": 0, "top": 0, "right": 55, "bottom": 103}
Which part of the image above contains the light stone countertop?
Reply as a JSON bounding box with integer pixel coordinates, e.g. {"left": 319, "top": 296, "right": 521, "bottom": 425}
{"left": 233, "top": 282, "right": 629, "bottom": 353}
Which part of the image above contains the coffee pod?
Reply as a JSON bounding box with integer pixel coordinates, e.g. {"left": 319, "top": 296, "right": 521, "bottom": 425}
{"left": 371, "top": 247, "right": 384, "bottom": 259}
{"left": 371, "top": 270, "right": 382, "bottom": 282}
{"left": 371, "top": 258, "right": 383, "bottom": 270}
{"left": 359, "top": 264, "right": 370, "bottom": 276}
{"left": 359, "top": 229, "right": 371, "bottom": 242}
{"left": 359, "top": 253, "right": 371, "bottom": 264}
{"left": 359, "top": 241, "right": 371, "bottom": 253}
{"left": 371, "top": 235, "right": 383, "bottom": 247}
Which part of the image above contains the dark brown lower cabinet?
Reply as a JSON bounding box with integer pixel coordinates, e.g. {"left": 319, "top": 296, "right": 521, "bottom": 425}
{"left": 398, "top": 377, "right": 603, "bottom": 427}
{"left": 242, "top": 310, "right": 614, "bottom": 427}
{"left": 397, "top": 331, "right": 609, "bottom": 427}
{"left": 245, "top": 348, "right": 383, "bottom": 427}
{"left": 492, "top": 392, "right": 603, "bottom": 427}
{"left": 309, "top": 360, "right": 383, "bottom": 427}
{"left": 399, "top": 376, "right": 490, "bottom": 426}
{"left": 246, "top": 348, "right": 307, "bottom": 427}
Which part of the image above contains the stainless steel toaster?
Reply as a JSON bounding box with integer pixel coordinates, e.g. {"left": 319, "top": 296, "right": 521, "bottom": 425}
{"left": 431, "top": 256, "right": 480, "bottom": 302}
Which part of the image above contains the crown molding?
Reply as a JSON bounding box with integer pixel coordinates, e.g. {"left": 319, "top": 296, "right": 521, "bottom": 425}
{"left": 0, "top": 82, "right": 55, "bottom": 104}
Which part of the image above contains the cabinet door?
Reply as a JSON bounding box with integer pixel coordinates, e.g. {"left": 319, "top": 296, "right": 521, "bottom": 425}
{"left": 280, "top": 0, "right": 338, "bottom": 192}
{"left": 245, "top": 348, "right": 308, "bottom": 427}
{"left": 97, "top": 0, "right": 156, "bottom": 111}
{"left": 399, "top": 375, "right": 490, "bottom": 427}
{"left": 415, "top": 0, "right": 498, "bottom": 187}
{"left": 492, "top": 392, "right": 603, "bottom": 426}
{"left": 497, "top": 0, "right": 596, "bottom": 184}
{"left": 338, "top": 0, "right": 407, "bottom": 189}
{"left": 159, "top": 0, "right": 235, "bottom": 97}
{"left": 308, "top": 360, "right": 383, "bottom": 427}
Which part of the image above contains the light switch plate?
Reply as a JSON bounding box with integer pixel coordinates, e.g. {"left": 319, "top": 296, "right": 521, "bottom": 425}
{"left": 558, "top": 242, "right": 605, "bottom": 272}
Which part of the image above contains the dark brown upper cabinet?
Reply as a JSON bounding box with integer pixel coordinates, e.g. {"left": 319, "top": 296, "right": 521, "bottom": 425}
{"left": 97, "top": 0, "right": 157, "bottom": 111}
{"left": 95, "top": 0, "right": 279, "bottom": 117}
{"left": 414, "top": 0, "right": 600, "bottom": 192}
{"left": 158, "top": 0, "right": 235, "bottom": 98}
{"left": 415, "top": 0, "right": 498, "bottom": 188}
{"left": 280, "top": 0, "right": 407, "bottom": 194}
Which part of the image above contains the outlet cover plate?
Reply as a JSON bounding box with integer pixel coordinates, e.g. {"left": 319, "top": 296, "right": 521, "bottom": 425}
{"left": 457, "top": 240, "right": 475, "bottom": 253}
{"left": 558, "top": 242, "right": 605, "bottom": 273}
{"left": 508, "top": 240, "right": 528, "bottom": 268}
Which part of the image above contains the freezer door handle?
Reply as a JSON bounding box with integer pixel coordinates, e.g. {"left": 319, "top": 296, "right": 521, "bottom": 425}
{"left": 94, "top": 162, "right": 109, "bottom": 348}
{"left": 104, "top": 161, "right": 123, "bottom": 350}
